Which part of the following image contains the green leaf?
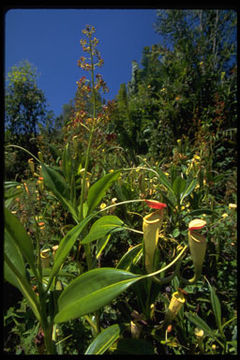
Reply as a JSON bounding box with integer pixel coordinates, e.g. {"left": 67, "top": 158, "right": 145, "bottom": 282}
{"left": 185, "top": 208, "right": 216, "bottom": 217}
{"left": 205, "top": 277, "right": 222, "bottom": 333}
{"left": 4, "top": 254, "right": 41, "bottom": 321}
{"left": 4, "top": 189, "right": 22, "bottom": 201}
{"left": 4, "top": 180, "right": 21, "bottom": 190}
{"left": 81, "top": 215, "right": 125, "bottom": 244}
{"left": 54, "top": 268, "right": 140, "bottom": 323}
{"left": 172, "top": 176, "right": 186, "bottom": 200}
{"left": 47, "top": 214, "right": 95, "bottom": 291}
{"left": 4, "top": 207, "right": 37, "bottom": 278}
{"left": 184, "top": 312, "right": 218, "bottom": 339}
{"left": 41, "top": 163, "right": 70, "bottom": 199}
{"left": 180, "top": 179, "right": 198, "bottom": 204}
{"left": 54, "top": 246, "right": 187, "bottom": 323}
{"left": 172, "top": 228, "right": 180, "bottom": 238}
{"left": 62, "top": 144, "right": 72, "bottom": 184}
{"left": 116, "top": 243, "right": 143, "bottom": 271}
{"left": 85, "top": 324, "right": 121, "bottom": 354}
{"left": 87, "top": 171, "right": 121, "bottom": 215}
{"left": 157, "top": 168, "right": 175, "bottom": 197}
{"left": 41, "top": 163, "right": 78, "bottom": 222}
{"left": 4, "top": 228, "right": 26, "bottom": 290}
{"left": 96, "top": 234, "right": 111, "bottom": 260}
{"left": 4, "top": 181, "right": 23, "bottom": 201}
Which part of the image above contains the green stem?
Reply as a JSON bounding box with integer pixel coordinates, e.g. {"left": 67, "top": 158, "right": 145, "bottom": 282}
{"left": 5, "top": 144, "right": 41, "bottom": 163}
{"left": 84, "top": 315, "right": 99, "bottom": 335}
{"left": 43, "top": 324, "right": 56, "bottom": 354}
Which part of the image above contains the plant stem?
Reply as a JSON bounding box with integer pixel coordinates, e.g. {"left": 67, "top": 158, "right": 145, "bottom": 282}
{"left": 79, "top": 31, "right": 96, "bottom": 222}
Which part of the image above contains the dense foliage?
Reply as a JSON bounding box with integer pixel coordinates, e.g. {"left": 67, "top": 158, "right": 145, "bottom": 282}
{"left": 4, "top": 11, "right": 237, "bottom": 355}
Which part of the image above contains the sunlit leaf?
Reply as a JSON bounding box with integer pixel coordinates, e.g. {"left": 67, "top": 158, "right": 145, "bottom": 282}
{"left": 81, "top": 215, "right": 125, "bottom": 244}
{"left": 54, "top": 268, "right": 140, "bottom": 323}
{"left": 47, "top": 214, "right": 95, "bottom": 291}
{"left": 87, "top": 171, "right": 121, "bottom": 214}
{"left": 85, "top": 324, "right": 121, "bottom": 354}
{"left": 4, "top": 207, "right": 37, "bottom": 277}
{"left": 41, "top": 163, "right": 78, "bottom": 222}
{"left": 180, "top": 179, "right": 198, "bottom": 204}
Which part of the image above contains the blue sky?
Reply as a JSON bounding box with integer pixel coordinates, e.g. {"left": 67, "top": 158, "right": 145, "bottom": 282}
{"left": 5, "top": 9, "right": 161, "bottom": 117}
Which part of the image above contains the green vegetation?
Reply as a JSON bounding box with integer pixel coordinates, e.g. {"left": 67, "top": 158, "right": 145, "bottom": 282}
{"left": 4, "top": 11, "right": 237, "bottom": 355}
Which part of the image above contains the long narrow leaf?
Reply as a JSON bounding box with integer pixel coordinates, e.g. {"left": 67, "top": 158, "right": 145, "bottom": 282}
{"left": 184, "top": 312, "right": 218, "bottom": 339}
{"left": 62, "top": 144, "right": 72, "bottom": 184}
{"left": 87, "top": 171, "right": 120, "bottom": 215}
{"left": 185, "top": 208, "right": 216, "bottom": 217}
{"left": 180, "top": 179, "right": 198, "bottom": 204}
{"left": 116, "top": 243, "right": 143, "bottom": 271}
{"left": 4, "top": 207, "right": 37, "bottom": 278}
{"left": 157, "top": 168, "right": 176, "bottom": 197}
{"left": 96, "top": 234, "right": 111, "bottom": 260}
{"left": 85, "top": 324, "right": 121, "bottom": 355}
{"left": 47, "top": 214, "right": 95, "bottom": 291}
{"left": 205, "top": 277, "right": 222, "bottom": 333}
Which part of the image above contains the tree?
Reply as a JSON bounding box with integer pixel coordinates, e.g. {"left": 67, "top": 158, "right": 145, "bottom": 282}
{"left": 5, "top": 60, "right": 53, "bottom": 180}
{"left": 112, "top": 10, "right": 237, "bottom": 160}
{"left": 5, "top": 60, "right": 49, "bottom": 139}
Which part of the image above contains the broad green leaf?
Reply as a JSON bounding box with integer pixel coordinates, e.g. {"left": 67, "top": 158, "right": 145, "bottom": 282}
{"left": 41, "top": 163, "right": 70, "bottom": 199}
{"left": 172, "top": 176, "right": 186, "bottom": 200}
{"left": 205, "top": 277, "right": 222, "bottom": 333}
{"left": 47, "top": 214, "right": 95, "bottom": 291}
{"left": 4, "top": 228, "right": 26, "bottom": 290}
{"left": 85, "top": 324, "right": 121, "bottom": 355}
{"left": 81, "top": 215, "right": 125, "bottom": 244}
{"left": 4, "top": 207, "right": 37, "bottom": 277}
{"left": 87, "top": 171, "right": 121, "bottom": 214}
{"left": 180, "top": 179, "right": 198, "bottom": 204}
{"left": 116, "top": 243, "right": 143, "bottom": 271}
{"left": 54, "top": 268, "right": 140, "bottom": 323}
{"left": 41, "top": 163, "right": 78, "bottom": 223}
{"left": 54, "top": 246, "right": 187, "bottom": 323}
{"left": 184, "top": 312, "right": 218, "bottom": 339}
{"left": 4, "top": 254, "right": 41, "bottom": 321}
